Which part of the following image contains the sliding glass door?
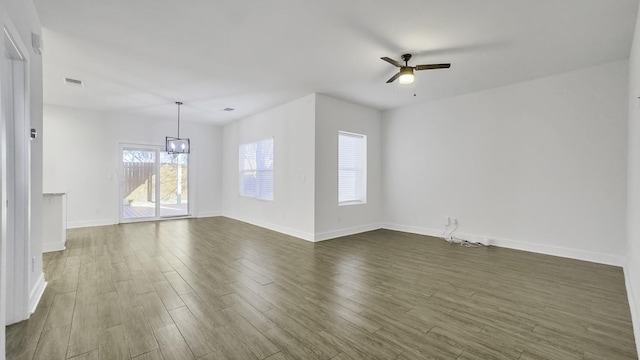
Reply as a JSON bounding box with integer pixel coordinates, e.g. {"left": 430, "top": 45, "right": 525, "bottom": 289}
{"left": 159, "top": 152, "right": 189, "bottom": 217}
{"left": 121, "top": 146, "right": 189, "bottom": 222}
{"left": 122, "top": 148, "right": 156, "bottom": 220}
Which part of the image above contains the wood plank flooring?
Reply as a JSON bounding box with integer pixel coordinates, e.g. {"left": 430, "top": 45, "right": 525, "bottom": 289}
{"left": 6, "top": 217, "right": 638, "bottom": 359}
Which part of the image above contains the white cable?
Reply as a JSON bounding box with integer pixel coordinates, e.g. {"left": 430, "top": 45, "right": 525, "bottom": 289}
{"left": 442, "top": 221, "right": 486, "bottom": 248}
{"left": 457, "top": 239, "right": 483, "bottom": 248}
{"left": 443, "top": 221, "right": 458, "bottom": 242}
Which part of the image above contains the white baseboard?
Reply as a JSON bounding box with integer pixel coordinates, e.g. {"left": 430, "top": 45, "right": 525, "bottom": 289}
{"left": 488, "top": 235, "right": 625, "bottom": 266}
{"left": 314, "top": 223, "right": 383, "bottom": 242}
{"left": 75, "top": 214, "right": 624, "bottom": 266}
{"left": 383, "top": 223, "right": 443, "bottom": 239}
{"left": 42, "top": 242, "right": 65, "bottom": 253}
{"left": 67, "top": 218, "right": 117, "bottom": 229}
{"left": 221, "top": 213, "right": 315, "bottom": 242}
{"left": 28, "top": 273, "right": 47, "bottom": 315}
{"left": 382, "top": 222, "right": 625, "bottom": 266}
{"left": 624, "top": 265, "right": 640, "bottom": 358}
{"left": 67, "top": 213, "right": 223, "bottom": 227}
{"left": 195, "top": 211, "right": 223, "bottom": 218}
{"left": 220, "top": 215, "right": 382, "bottom": 242}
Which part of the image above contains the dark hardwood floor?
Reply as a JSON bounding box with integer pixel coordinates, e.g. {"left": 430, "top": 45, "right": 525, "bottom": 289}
{"left": 6, "top": 217, "right": 638, "bottom": 359}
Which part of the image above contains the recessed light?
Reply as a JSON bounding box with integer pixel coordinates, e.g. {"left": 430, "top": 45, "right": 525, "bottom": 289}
{"left": 223, "top": 108, "right": 235, "bottom": 112}
{"left": 63, "top": 77, "right": 83, "bottom": 87}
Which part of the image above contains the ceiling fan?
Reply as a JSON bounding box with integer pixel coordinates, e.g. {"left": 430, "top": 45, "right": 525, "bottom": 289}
{"left": 381, "top": 54, "right": 451, "bottom": 85}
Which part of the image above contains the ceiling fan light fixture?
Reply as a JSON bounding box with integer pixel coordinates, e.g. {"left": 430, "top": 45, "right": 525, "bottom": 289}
{"left": 398, "top": 68, "right": 415, "bottom": 85}
{"left": 382, "top": 54, "right": 450, "bottom": 84}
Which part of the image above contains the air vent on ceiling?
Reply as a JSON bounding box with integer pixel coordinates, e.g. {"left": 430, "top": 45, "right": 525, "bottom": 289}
{"left": 223, "top": 108, "right": 235, "bottom": 112}
{"left": 63, "top": 77, "right": 84, "bottom": 87}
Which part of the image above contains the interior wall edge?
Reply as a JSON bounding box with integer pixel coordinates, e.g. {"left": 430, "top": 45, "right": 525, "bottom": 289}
{"left": 27, "top": 273, "right": 46, "bottom": 315}
{"left": 624, "top": 265, "right": 640, "bottom": 357}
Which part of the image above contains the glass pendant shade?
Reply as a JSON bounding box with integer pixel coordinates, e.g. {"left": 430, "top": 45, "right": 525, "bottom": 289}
{"left": 166, "top": 137, "right": 190, "bottom": 154}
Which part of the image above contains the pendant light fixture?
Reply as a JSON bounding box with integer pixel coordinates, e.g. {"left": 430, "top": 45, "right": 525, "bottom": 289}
{"left": 166, "top": 101, "right": 190, "bottom": 154}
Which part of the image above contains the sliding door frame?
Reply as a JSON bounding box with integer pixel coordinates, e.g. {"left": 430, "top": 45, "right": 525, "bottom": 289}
{"left": 118, "top": 143, "right": 194, "bottom": 223}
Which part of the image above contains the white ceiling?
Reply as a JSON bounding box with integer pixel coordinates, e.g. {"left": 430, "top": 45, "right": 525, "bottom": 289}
{"left": 33, "top": 0, "right": 639, "bottom": 125}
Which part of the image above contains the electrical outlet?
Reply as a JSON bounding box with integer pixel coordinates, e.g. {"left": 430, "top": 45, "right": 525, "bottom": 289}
{"left": 445, "top": 216, "right": 451, "bottom": 226}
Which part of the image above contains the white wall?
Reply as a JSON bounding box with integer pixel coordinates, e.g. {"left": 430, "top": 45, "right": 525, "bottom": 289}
{"left": 383, "top": 60, "right": 628, "bottom": 266}
{"left": 43, "top": 105, "right": 222, "bottom": 227}
{"left": 626, "top": 3, "right": 640, "bottom": 354}
{"left": 314, "top": 94, "right": 382, "bottom": 240}
{"left": 221, "top": 94, "right": 317, "bottom": 240}
{"left": 43, "top": 106, "right": 110, "bottom": 226}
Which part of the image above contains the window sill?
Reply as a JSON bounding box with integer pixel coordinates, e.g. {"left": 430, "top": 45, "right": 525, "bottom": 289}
{"left": 339, "top": 200, "right": 366, "bottom": 207}
{"left": 240, "top": 194, "right": 274, "bottom": 201}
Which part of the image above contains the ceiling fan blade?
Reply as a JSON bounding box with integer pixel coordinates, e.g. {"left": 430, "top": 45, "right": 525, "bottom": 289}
{"left": 381, "top": 57, "right": 403, "bottom": 67}
{"left": 415, "top": 63, "right": 451, "bottom": 71}
{"left": 386, "top": 72, "right": 401, "bottom": 83}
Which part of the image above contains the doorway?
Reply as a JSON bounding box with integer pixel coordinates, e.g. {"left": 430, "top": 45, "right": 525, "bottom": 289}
{"left": 2, "top": 27, "right": 30, "bottom": 326}
{"left": 120, "top": 145, "right": 190, "bottom": 222}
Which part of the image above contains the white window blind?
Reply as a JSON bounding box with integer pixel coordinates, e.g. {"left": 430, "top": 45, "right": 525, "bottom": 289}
{"left": 338, "top": 131, "right": 366, "bottom": 205}
{"left": 239, "top": 138, "right": 274, "bottom": 200}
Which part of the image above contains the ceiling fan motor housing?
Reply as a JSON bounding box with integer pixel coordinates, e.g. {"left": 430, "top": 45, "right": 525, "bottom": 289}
{"left": 400, "top": 66, "right": 413, "bottom": 75}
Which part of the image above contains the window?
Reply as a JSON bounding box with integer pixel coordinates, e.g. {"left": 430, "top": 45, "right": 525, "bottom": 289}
{"left": 239, "top": 138, "right": 274, "bottom": 200}
{"left": 338, "top": 131, "right": 366, "bottom": 205}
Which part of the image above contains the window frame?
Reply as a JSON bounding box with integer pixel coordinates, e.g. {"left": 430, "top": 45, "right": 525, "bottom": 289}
{"left": 338, "top": 131, "right": 367, "bottom": 206}
{"left": 239, "top": 138, "right": 274, "bottom": 201}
